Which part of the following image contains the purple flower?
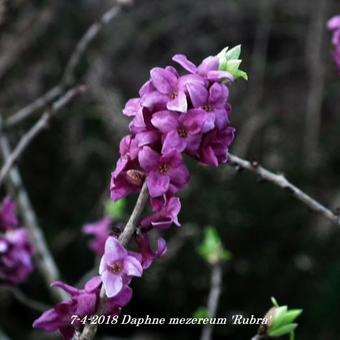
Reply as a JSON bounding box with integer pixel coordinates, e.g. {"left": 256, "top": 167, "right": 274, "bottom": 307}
{"left": 145, "top": 66, "right": 188, "bottom": 112}
{"left": 187, "top": 82, "right": 231, "bottom": 130}
{"left": 83, "top": 218, "right": 112, "bottom": 256}
{"left": 135, "top": 232, "right": 167, "bottom": 269}
{"left": 0, "top": 228, "right": 34, "bottom": 285}
{"left": 142, "top": 194, "right": 181, "bottom": 231}
{"left": 327, "top": 16, "right": 340, "bottom": 34}
{"left": 143, "top": 66, "right": 204, "bottom": 113}
{"left": 0, "top": 197, "right": 18, "bottom": 231}
{"left": 33, "top": 276, "right": 132, "bottom": 339}
{"left": 99, "top": 236, "right": 143, "bottom": 298}
{"left": 151, "top": 109, "right": 206, "bottom": 154}
{"left": 110, "top": 156, "right": 143, "bottom": 201}
{"left": 327, "top": 15, "right": 340, "bottom": 72}
{"left": 173, "top": 54, "right": 233, "bottom": 82}
{"left": 199, "top": 126, "right": 236, "bottom": 166}
{"left": 138, "top": 146, "right": 190, "bottom": 197}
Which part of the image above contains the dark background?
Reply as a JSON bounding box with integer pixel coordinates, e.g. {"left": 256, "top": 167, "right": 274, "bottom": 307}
{"left": 1, "top": 0, "right": 340, "bottom": 339}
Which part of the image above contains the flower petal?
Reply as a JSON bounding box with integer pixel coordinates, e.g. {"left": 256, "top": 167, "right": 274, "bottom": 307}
{"left": 167, "top": 90, "right": 187, "bottom": 113}
{"left": 102, "top": 271, "right": 123, "bottom": 298}
{"left": 150, "top": 67, "right": 177, "bottom": 94}
{"left": 138, "top": 146, "right": 160, "bottom": 171}
{"left": 172, "top": 54, "right": 197, "bottom": 73}
{"left": 186, "top": 82, "right": 208, "bottom": 108}
{"left": 124, "top": 256, "right": 143, "bottom": 277}
{"left": 162, "top": 131, "right": 186, "bottom": 154}
{"left": 104, "top": 237, "right": 127, "bottom": 263}
{"left": 207, "top": 70, "right": 234, "bottom": 82}
{"left": 146, "top": 170, "right": 170, "bottom": 197}
{"left": 151, "top": 111, "right": 179, "bottom": 133}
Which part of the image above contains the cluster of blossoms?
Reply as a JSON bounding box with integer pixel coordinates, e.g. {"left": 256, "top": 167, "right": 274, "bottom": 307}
{"left": 111, "top": 46, "right": 246, "bottom": 230}
{"left": 33, "top": 47, "right": 246, "bottom": 339}
{"left": 327, "top": 15, "right": 340, "bottom": 72}
{"left": 33, "top": 220, "right": 165, "bottom": 338}
{"left": 0, "top": 197, "right": 34, "bottom": 286}
{"left": 33, "top": 275, "right": 132, "bottom": 339}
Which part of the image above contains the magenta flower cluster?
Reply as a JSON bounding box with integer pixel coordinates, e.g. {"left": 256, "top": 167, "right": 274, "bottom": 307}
{"left": 33, "top": 276, "right": 132, "bottom": 339}
{"left": 327, "top": 15, "right": 340, "bottom": 72}
{"left": 0, "top": 197, "right": 34, "bottom": 286}
{"left": 33, "top": 50, "right": 239, "bottom": 339}
{"left": 111, "top": 54, "right": 235, "bottom": 231}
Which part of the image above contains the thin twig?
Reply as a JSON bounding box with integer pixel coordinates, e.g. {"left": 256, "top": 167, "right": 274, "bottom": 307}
{"left": 228, "top": 153, "right": 340, "bottom": 226}
{"left": 0, "top": 115, "right": 67, "bottom": 301}
{"left": 200, "top": 264, "right": 223, "bottom": 340}
{"left": 251, "top": 335, "right": 267, "bottom": 340}
{"left": 0, "top": 7, "right": 53, "bottom": 80}
{"left": 303, "top": 0, "right": 328, "bottom": 164}
{"left": 233, "top": 0, "right": 274, "bottom": 158}
{"left": 3, "top": 286, "right": 51, "bottom": 312}
{"left": 0, "top": 86, "right": 85, "bottom": 187}
{"left": 0, "top": 327, "right": 11, "bottom": 340}
{"left": 4, "top": 0, "right": 130, "bottom": 128}
{"left": 74, "top": 182, "right": 149, "bottom": 340}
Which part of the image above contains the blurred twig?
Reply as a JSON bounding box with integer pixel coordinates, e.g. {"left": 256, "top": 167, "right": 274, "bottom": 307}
{"left": 233, "top": 0, "right": 274, "bottom": 158}
{"left": 2, "top": 286, "right": 51, "bottom": 312}
{"left": 0, "top": 327, "right": 11, "bottom": 340}
{"left": 75, "top": 181, "right": 149, "bottom": 340}
{"left": 200, "top": 264, "right": 223, "bottom": 340}
{"left": 4, "top": 0, "right": 130, "bottom": 128}
{"left": 303, "top": 0, "right": 328, "bottom": 165}
{"left": 0, "top": 6, "right": 53, "bottom": 80}
{"left": 228, "top": 153, "right": 340, "bottom": 226}
{"left": 0, "top": 115, "right": 67, "bottom": 302}
{"left": 0, "top": 85, "right": 85, "bottom": 187}
{"left": 251, "top": 335, "right": 267, "bottom": 340}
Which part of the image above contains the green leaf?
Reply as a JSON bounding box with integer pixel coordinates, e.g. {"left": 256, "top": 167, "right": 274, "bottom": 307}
{"left": 235, "top": 69, "right": 248, "bottom": 80}
{"left": 105, "top": 199, "right": 126, "bottom": 219}
{"left": 268, "top": 323, "right": 297, "bottom": 337}
{"left": 225, "top": 60, "right": 242, "bottom": 74}
{"left": 271, "top": 297, "right": 279, "bottom": 307}
{"left": 197, "top": 226, "right": 231, "bottom": 264}
{"left": 225, "top": 45, "right": 241, "bottom": 60}
{"left": 273, "top": 309, "right": 303, "bottom": 330}
{"left": 193, "top": 307, "right": 209, "bottom": 319}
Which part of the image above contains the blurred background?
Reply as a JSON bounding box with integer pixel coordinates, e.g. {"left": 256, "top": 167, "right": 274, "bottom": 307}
{"left": 1, "top": 0, "right": 340, "bottom": 339}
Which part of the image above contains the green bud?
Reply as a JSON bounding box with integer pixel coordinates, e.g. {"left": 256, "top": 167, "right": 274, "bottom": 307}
{"left": 217, "top": 44, "right": 248, "bottom": 81}
{"left": 193, "top": 307, "right": 209, "bottom": 319}
{"left": 105, "top": 199, "right": 126, "bottom": 219}
{"left": 262, "top": 297, "right": 302, "bottom": 339}
{"left": 197, "top": 226, "right": 231, "bottom": 264}
{"left": 225, "top": 45, "right": 241, "bottom": 60}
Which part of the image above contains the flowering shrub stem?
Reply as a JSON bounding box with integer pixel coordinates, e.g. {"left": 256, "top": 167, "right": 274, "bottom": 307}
{"left": 251, "top": 335, "right": 267, "bottom": 340}
{"left": 4, "top": 0, "right": 131, "bottom": 129}
{"left": 200, "top": 263, "right": 223, "bottom": 340}
{"left": 0, "top": 115, "right": 67, "bottom": 301}
{"left": 75, "top": 182, "right": 149, "bottom": 340}
{"left": 4, "top": 286, "right": 51, "bottom": 312}
{"left": 228, "top": 153, "right": 340, "bottom": 226}
{"left": 0, "top": 86, "right": 85, "bottom": 188}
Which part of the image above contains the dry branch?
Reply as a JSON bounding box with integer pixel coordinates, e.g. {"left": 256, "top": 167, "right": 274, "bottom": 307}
{"left": 74, "top": 182, "right": 149, "bottom": 340}
{"left": 228, "top": 153, "right": 340, "bottom": 226}
{"left": 0, "top": 86, "right": 85, "bottom": 187}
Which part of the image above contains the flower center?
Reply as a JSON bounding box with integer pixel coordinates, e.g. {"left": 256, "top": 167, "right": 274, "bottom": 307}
{"left": 177, "top": 127, "right": 188, "bottom": 138}
{"left": 170, "top": 91, "right": 178, "bottom": 100}
{"left": 203, "top": 103, "right": 214, "bottom": 112}
{"left": 159, "top": 164, "right": 169, "bottom": 174}
{"left": 126, "top": 169, "right": 145, "bottom": 186}
{"left": 110, "top": 262, "right": 123, "bottom": 274}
